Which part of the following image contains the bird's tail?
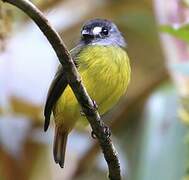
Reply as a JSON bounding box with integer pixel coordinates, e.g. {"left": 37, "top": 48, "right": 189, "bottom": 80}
{"left": 53, "top": 126, "right": 68, "bottom": 168}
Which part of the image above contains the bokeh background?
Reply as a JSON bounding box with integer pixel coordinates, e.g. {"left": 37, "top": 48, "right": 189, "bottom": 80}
{"left": 0, "top": 0, "right": 189, "bottom": 180}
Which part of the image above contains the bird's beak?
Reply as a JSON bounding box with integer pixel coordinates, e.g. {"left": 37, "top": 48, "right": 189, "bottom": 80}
{"left": 81, "top": 29, "right": 94, "bottom": 39}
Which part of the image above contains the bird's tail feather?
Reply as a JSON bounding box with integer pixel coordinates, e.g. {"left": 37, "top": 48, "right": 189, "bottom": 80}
{"left": 53, "top": 126, "right": 68, "bottom": 168}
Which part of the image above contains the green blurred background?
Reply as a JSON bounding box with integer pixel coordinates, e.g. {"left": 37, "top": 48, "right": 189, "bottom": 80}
{"left": 0, "top": 0, "right": 189, "bottom": 180}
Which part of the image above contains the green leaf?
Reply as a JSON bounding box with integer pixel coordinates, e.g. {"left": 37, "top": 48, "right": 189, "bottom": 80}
{"left": 160, "top": 24, "right": 189, "bottom": 43}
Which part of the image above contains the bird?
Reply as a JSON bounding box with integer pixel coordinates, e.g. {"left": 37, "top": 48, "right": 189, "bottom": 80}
{"left": 44, "top": 18, "right": 131, "bottom": 168}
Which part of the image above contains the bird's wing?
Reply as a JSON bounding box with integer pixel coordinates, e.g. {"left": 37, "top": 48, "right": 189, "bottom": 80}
{"left": 44, "top": 46, "right": 82, "bottom": 131}
{"left": 44, "top": 65, "right": 68, "bottom": 131}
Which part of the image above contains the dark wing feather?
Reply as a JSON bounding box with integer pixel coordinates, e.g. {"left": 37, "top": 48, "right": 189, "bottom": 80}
{"left": 44, "top": 46, "right": 82, "bottom": 131}
{"left": 44, "top": 65, "right": 68, "bottom": 131}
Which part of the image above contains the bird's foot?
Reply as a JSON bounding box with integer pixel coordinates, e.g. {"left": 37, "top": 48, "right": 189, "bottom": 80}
{"left": 103, "top": 125, "right": 111, "bottom": 138}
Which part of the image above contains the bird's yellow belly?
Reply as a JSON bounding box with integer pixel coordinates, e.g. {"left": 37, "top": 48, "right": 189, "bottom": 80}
{"left": 53, "top": 45, "right": 130, "bottom": 129}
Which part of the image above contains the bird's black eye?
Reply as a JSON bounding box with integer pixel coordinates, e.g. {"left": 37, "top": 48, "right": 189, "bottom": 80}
{"left": 101, "top": 27, "right": 109, "bottom": 36}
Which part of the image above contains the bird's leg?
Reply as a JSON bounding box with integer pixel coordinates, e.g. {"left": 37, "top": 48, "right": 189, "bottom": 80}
{"left": 103, "top": 125, "right": 111, "bottom": 138}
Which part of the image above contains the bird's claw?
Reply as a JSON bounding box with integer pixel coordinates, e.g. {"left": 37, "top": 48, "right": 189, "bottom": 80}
{"left": 103, "top": 125, "right": 111, "bottom": 138}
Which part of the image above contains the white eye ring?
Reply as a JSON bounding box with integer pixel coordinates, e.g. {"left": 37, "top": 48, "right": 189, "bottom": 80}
{"left": 93, "top": 27, "right": 102, "bottom": 35}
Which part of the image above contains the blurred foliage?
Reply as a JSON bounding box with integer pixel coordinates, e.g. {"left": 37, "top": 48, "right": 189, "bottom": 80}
{"left": 179, "top": 97, "right": 189, "bottom": 125}
{"left": 0, "top": 1, "right": 12, "bottom": 51}
{"left": 161, "top": 24, "right": 189, "bottom": 43}
{"left": 32, "top": 0, "right": 63, "bottom": 10}
{"left": 160, "top": 6, "right": 189, "bottom": 180}
{"left": 120, "top": 11, "right": 158, "bottom": 43}
{"left": 182, "top": 0, "right": 189, "bottom": 7}
{"left": 133, "top": 84, "right": 188, "bottom": 180}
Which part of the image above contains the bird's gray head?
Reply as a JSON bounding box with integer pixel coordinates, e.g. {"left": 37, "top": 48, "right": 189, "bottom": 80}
{"left": 80, "top": 19, "right": 126, "bottom": 47}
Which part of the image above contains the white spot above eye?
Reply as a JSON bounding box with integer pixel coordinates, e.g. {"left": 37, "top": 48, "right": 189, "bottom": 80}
{"left": 93, "top": 27, "right": 102, "bottom": 35}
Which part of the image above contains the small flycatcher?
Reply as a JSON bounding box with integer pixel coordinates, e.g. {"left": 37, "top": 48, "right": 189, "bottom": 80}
{"left": 44, "top": 19, "right": 131, "bottom": 168}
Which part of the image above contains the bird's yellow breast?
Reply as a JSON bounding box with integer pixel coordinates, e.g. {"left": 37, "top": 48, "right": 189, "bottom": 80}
{"left": 53, "top": 45, "right": 130, "bottom": 128}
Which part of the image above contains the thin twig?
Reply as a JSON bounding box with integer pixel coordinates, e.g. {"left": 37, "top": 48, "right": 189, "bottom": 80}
{"left": 1, "top": 0, "right": 122, "bottom": 179}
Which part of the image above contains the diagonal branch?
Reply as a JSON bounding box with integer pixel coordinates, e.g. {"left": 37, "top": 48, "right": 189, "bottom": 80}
{"left": 1, "top": 0, "right": 122, "bottom": 179}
